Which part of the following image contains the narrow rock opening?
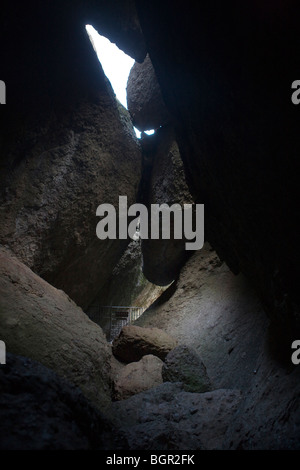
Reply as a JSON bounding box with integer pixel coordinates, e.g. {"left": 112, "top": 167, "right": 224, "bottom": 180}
{"left": 85, "top": 25, "right": 155, "bottom": 139}
{"left": 85, "top": 24, "right": 134, "bottom": 109}
{"left": 84, "top": 24, "right": 165, "bottom": 334}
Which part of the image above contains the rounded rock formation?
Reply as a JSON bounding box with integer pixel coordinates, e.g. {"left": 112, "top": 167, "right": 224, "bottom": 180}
{"left": 0, "top": 353, "right": 127, "bottom": 450}
{"left": 112, "top": 325, "right": 177, "bottom": 362}
{"left": 0, "top": 10, "right": 142, "bottom": 310}
{"left": 113, "top": 354, "right": 163, "bottom": 400}
{"left": 0, "top": 247, "right": 115, "bottom": 410}
{"left": 162, "top": 345, "right": 212, "bottom": 393}
{"left": 140, "top": 125, "right": 194, "bottom": 286}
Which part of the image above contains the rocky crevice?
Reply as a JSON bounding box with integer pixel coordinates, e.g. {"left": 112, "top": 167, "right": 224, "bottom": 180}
{"left": 0, "top": 0, "right": 299, "bottom": 451}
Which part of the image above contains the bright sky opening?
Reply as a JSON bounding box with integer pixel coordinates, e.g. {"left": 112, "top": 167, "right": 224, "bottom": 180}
{"left": 85, "top": 25, "right": 155, "bottom": 139}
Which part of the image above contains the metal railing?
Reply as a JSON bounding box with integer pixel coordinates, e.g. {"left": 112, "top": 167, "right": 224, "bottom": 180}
{"left": 87, "top": 305, "right": 145, "bottom": 342}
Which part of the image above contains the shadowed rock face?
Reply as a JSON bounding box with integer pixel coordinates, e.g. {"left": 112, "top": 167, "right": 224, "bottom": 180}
{"left": 88, "top": 239, "right": 166, "bottom": 313}
{"left": 0, "top": 94, "right": 141, "bottom": 309}
{"left": 0, "top": 248, "right": 115, "bottom": 411}
{"left": 0, "top": 353, "right": 128, "bottom": 450}
{"left": 135, "top": 1, "right": 300, "bottom": 337}
{"left": 140, "top": 125, "right": 193, "bottom": 286}
{"left": 127, "top": 54, "right": 170, "bottom": 131}
{"left": 109, "top": 382, "right": 243, "bottom": 450}
{"left": 0, "top": 2, "right": 142, "bottom": 309}
{"left": 134, "top": 245, "right": 300, "bottom": 449}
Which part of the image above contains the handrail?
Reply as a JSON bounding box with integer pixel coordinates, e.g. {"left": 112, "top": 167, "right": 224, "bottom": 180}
{"left": 87, "top": 305, "right": 145, "bottom": 342}
{"left": 97, "top": 305, "right": 143, "bottom": 309}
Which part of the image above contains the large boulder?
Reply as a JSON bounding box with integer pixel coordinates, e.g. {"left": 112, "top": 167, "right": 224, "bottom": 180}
{"left": 162, "top": 345, "right": 212, "bottom": 393}
{"left": 140, "top": 125, "right": 194, "bottom": 286}
{"left": 113, "top": 354, "right": 163, "bottom": 401}
{"left": 0, "top": 4, "right": 142, "bottom": 310}
{"left": 109, "top": 382, "right": 242, "bottom": 450}
{"left": 112, "top": 325, "right": 177, "bottom": 362}
{"left": 0, "top": 247, "right": 115, "bottom": 410}
{"left": 0, "top": 353, "right": 127, "bottom": 450}
{"left": 127, "top": 54, "right": 170, "bottom": 131}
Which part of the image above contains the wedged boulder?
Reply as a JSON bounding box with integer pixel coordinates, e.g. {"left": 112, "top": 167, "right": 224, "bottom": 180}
{"left": 0, "top": 247, "right": 114, "bottom": 410}
{"left": 126, "top": 54, "right": 170, "bottom": 131}
{"left": 112, "top": 325, "right": 177, "bottom": 362}
{"left": 0, "top": 353, "right": 127, "bottom": 450}
{"left": 113, "top": 354, "right": 163, "bottom": 401}
{"left": 162, "top": 345, "right": 212, "bottom": 393}
{"left": 109, "top": 382, "right": 243, "bottom": 450}
{"left": 140, "top": 126, "right": 194, "bottom": 286}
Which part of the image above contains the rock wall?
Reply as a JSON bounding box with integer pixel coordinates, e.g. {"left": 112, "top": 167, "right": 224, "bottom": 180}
{"left": 0, "top": 2, "right": 142, "bottom": 309}
{"left": 134, "top": 244, "right": 300, "bottom": 448}
{"left": 127, "top": 54, "right": 170, "bottom": 130}
{"left": 135, "top": 1, "right": 300, "bottom": 337}
{"left": 109, "top": 383, "right": 243, "bottom": 450}
{"left": 140, "top": 126, "right": 194, "bottom": 286}
{"left": 0, "top": 247, "right": 116, "bottom": 410}
{"left": 0, "top": 353, "right": 127, "bottom": 450}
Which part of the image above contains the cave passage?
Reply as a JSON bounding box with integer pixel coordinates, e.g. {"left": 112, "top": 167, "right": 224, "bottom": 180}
{"left": 84, "top": 24, "right": 163, "bottom": 326}
{"left": 0, "top": 1, "right": 299, "bottom": 451}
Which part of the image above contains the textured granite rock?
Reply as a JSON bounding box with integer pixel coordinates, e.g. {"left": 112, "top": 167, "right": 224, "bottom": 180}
{"left": 0, "top": 353, "right": 127, "bottom": 450}
{"left": 0, "top": 247, "right": 115, "bottom": 411}
{"left": 113, "top": 354, "right": 163, "bottom": 400}
{"left": 109, "top": 382, "right": 242, "bottom": 450}
{"left": 162, "top": 345, "right": 212, "bottom": 392}
{"left": 127, "top": 54, "right": 170, "bottom": 130}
